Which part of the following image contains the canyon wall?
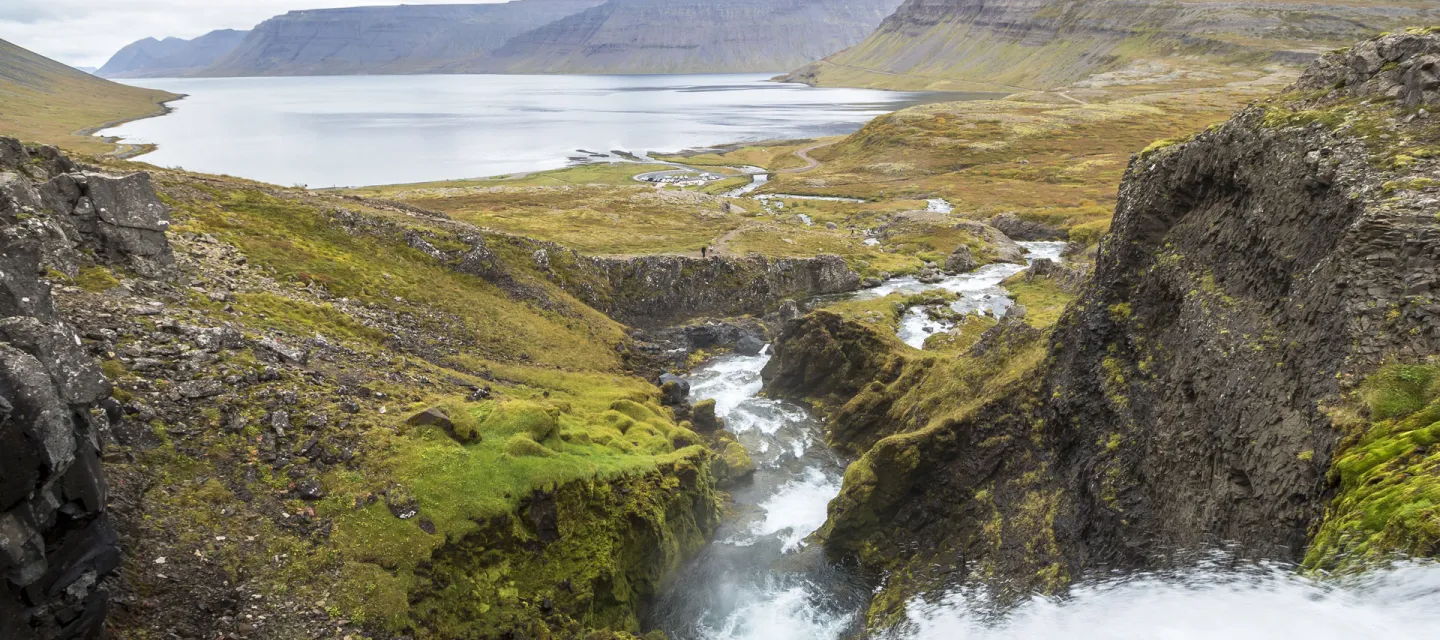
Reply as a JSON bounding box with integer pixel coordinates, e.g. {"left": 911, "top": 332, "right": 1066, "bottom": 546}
{"left": 768, "top": 30, "right": 1440, "bottom": 626}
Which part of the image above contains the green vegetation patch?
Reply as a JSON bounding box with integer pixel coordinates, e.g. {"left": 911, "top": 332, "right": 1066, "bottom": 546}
{"left": 1306, "top": 363, "right": 1440, "bottom": 572}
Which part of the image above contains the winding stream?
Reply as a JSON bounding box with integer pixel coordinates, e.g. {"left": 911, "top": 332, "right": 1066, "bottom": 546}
{"left": 650, "top": 241, "right": 1440, "bottom": 639}
{"left": 648, "top": 349, "right": 868, "bottom": 639}
{"left": 651, "top": 243, "right": 1062, "bottom": 639}
{"left": 872, "top": 242, "right": 1067, "bottom": 350}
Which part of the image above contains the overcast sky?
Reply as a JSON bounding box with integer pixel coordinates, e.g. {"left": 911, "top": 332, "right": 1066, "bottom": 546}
{"left": 0, "top": 0, "right": 507, "bottom": 68}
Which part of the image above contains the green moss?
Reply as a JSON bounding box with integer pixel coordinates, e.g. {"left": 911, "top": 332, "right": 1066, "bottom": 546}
{"left": 234, "top": 292, "right": 386, "bottom": 344}
{"left": 1362, "top": 364, "right": 1440, "bottom": 420}
{"left": 72, "top": 265, "right": 121, "bottom": 292}
{"left": 1067, "top": 219, "right": 1111, "bottom": 247}
{"left": 504, "top": 433, "right": 554, "bottom": 457}
{"left": 1004, "top": 275, "right": 1077, "bottom": 329}
{"left": 1138, "top": 135, "right": 1190, "bottom": 158}
{"left": 405, "top": 460, "right": 719, "bottom": 637}
{"left": 1305, "top": 363, "right": 1440, "bottom": 572}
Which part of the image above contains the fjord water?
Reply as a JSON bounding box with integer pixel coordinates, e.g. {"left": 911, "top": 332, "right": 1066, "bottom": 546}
{"left": 101, "top": 74, "right": 979, "bottom": 188}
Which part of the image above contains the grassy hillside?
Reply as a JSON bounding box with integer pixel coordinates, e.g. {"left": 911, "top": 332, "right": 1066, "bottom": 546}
{"left": 782, "top": 0, "right": 1439, "bottom": 91}
{"left": 56, "top": 158, "right": 727, "bottom": 638}
{"left": 0, "top": 38, "right": 179, "bottom": 154}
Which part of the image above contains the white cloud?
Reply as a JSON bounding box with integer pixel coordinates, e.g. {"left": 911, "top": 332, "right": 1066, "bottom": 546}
{"left": 0, "top": 0, "right": 507, "bottom": 67}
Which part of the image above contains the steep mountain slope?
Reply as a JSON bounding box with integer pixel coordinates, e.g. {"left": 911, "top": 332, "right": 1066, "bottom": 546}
{"left": 493, "top": 0, "right": 905, "bottom": 74}
{"left": 202, "top": 0, "right": 606, "bottom": 76}
{"left": 781, "top": 0, "right": 1440, "bottom": 90}
{"left": 765, "top": 28, "right": 1440, "bottom": 629}
{"left": 97, "top": 30, "right": 249, "bottom": 78}
{"left": 0, "top": 38, "right": 179, "bottom": 154}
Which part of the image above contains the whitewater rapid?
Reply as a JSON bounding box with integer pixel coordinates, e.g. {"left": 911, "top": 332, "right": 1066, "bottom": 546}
{"left": 892, "top": 561, "right": 1440, "bottom": 639}
{"left": 649, "top": 245, "right": 1440, "bottom": 640}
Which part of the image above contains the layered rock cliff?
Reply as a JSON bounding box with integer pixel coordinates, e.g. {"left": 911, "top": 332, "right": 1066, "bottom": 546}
{"left": 105, "top": 0, "right": 903, "bottom": 77}
{"left": 767, "top": 29, "right": 1440, "bottom": 628}
{"left": 493, "top": 0, "right": 905, "bottom": 74}
{"left": 202, "top": 0, "right": 606, "bottom": 76}
{"left": 97, "top": 30, "right": 249, "bottom": 78}
{"left": 780, "top": 0, "right": 1439, "bottom": 90}
{"left": 0, "top": 140, "right": 174, "bottom": 638}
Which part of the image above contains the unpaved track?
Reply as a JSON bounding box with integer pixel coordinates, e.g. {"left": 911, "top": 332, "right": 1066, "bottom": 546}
{"left": 782, "top": 141, "right": 838, "bottom": 174}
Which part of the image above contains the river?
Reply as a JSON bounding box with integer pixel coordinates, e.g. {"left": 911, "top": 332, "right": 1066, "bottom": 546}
{"left": 652, "top": 244, "right": 1440, "bottom": 640}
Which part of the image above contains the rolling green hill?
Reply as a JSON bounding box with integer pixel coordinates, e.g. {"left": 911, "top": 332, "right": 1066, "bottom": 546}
{"left": 0, "top": 38, "right": 180, "bottom": 154}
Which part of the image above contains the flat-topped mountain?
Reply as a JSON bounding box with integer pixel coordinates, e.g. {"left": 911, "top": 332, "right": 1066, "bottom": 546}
{"left": 97, "top": 30, "right": 249, "bottom": 78}
{"left": 202, "top": 0, "right": 607, "bottom": 76}
{"left": 493, "top": 0, "right": 905, "bottom": 74}
{"left": 780, "top": 0, "right": 1440, "bottom": 90}
{"left": 99, "top": 0, "right": 903, "bottom": 77}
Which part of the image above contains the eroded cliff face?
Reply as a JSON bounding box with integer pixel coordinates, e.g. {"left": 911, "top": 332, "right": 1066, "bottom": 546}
{"left": 772, "top": 30, "right": 1440, "bottom": 628}
{"left": 493, "top": 0, "right": 904, "bottom": 74}
{"left": 0, "top": 140, "right": 173, "bottom": 638}
{"left": 781, "top": 0, "right": 1438, "bottom": 90}
{"left": 202, "top": 0, "right": 606, "bottom": 76}
{"left": 437, "top": 230, "right": 862, "bottom": 329}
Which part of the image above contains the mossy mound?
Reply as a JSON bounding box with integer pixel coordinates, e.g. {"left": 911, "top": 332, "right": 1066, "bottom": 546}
{"left": 1307, "top": 364, "right": 1440, "bottom": 572}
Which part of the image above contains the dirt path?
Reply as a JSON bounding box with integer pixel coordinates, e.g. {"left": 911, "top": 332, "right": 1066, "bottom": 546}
{"left": 709, "top": 223, "right": 769, "bottom": 256}
{"left": 1056, "top": 92, "right": 1090, "bottom": 106}
{"left": 781, "top": 140, "right": 839, "bottom": 174}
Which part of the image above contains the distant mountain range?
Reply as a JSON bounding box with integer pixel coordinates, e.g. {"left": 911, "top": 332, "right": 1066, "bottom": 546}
{"left": 494, "top": 0, "right": 905, "bottom": 74}
{"left": 99, "top": 0, "right": 903, "bottom": 77}
{"left": 778, "top": 0, "right": 1440, "bottom": 90}
{"left": 99, "top": 29, "right": 250, "bottom": 78}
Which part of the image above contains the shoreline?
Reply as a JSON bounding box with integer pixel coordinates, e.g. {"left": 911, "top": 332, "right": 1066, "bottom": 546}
{"left": 75, "top": 93, "right": 187, "bottom": 159}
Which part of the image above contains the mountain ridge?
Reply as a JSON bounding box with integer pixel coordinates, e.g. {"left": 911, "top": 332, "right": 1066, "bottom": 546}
{"left": 98, "top": 0, "right": 904, "bottom": 77}
{"left": 98, "top": 29, "right": 250, "bottom": 78}
{"left": 778, "top": 0, "right": 1440, "bottom": 90}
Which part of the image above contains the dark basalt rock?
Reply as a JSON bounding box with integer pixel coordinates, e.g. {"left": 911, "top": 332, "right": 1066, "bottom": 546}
{"left": 0, "top": 137, "right": 174, "bottom": 639}
{"left": 771, "top": 31, "right": 1440, "bottom": 619}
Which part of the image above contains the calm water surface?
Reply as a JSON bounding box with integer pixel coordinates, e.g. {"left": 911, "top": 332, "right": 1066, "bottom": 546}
{"left": 103, "top": 74, "right": 983, "bottom": 188}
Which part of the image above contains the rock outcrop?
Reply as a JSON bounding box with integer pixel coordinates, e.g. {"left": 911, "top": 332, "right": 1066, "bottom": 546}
{"left": 97, "top": 30, "right": 249, "bottom": 78}
{"left": 779, "top": 0, "right": 1436, "bottom": 90}
{"left": 0, "top": 139, "right": 173, "bottom": 639}
{"left": 577, "top": 253, "right": 860, "bottom": 328}
{"left": 773, "top": 30, "right": 1440, "bottom": 627}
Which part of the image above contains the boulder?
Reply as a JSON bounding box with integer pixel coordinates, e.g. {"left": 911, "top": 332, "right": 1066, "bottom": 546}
{"left": 945, "top": 245, "right": 976, "bottom": 273}
{"left": 0, "top": 138, "right": 128, "bottom": 639}
{"left": 691, "top": 399, "right": 723, "bottom": 432}
{"left": 658, "top": 373, "right": 690, "bottom": 406}
{"left": 735, "top": 333, "right": 767, "bottom": 356}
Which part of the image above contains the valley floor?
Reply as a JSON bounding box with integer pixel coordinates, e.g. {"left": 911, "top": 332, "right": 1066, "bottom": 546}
{"left": 7, "top": 32, "right": 1440, "bottom": 640}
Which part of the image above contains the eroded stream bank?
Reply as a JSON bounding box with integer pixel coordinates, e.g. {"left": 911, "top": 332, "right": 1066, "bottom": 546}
{"left": 650, "top": 243, "right": 1065, "bottom": 639}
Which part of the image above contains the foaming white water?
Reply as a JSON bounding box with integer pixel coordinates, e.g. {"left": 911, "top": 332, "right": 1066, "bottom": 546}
{"left": 875, "top": 242, "right": 1068, "bottom": 348}
{"left": 699, "top": 583, "right": 856, "bottom": 640}
{"left": 689, "top": 353, "right": 769, "bottom": 415}
{"left": 750, "top": 467, "right": 842, "bottom": 552}
{"left": 1019, "top": 241, "right": 1067, "bottom": 263}
{"left": 895, "top": 562, "right": 1440, "bottom": 640}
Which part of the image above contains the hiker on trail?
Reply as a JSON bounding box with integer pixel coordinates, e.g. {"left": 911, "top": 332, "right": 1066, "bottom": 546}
{"left": 701, "top": 246, "right": 709, "bottom": 258}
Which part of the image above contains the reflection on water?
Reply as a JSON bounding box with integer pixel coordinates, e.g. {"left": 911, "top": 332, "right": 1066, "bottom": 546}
{"left": 101, "top": 74, "right": 992, "bottom": 187}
